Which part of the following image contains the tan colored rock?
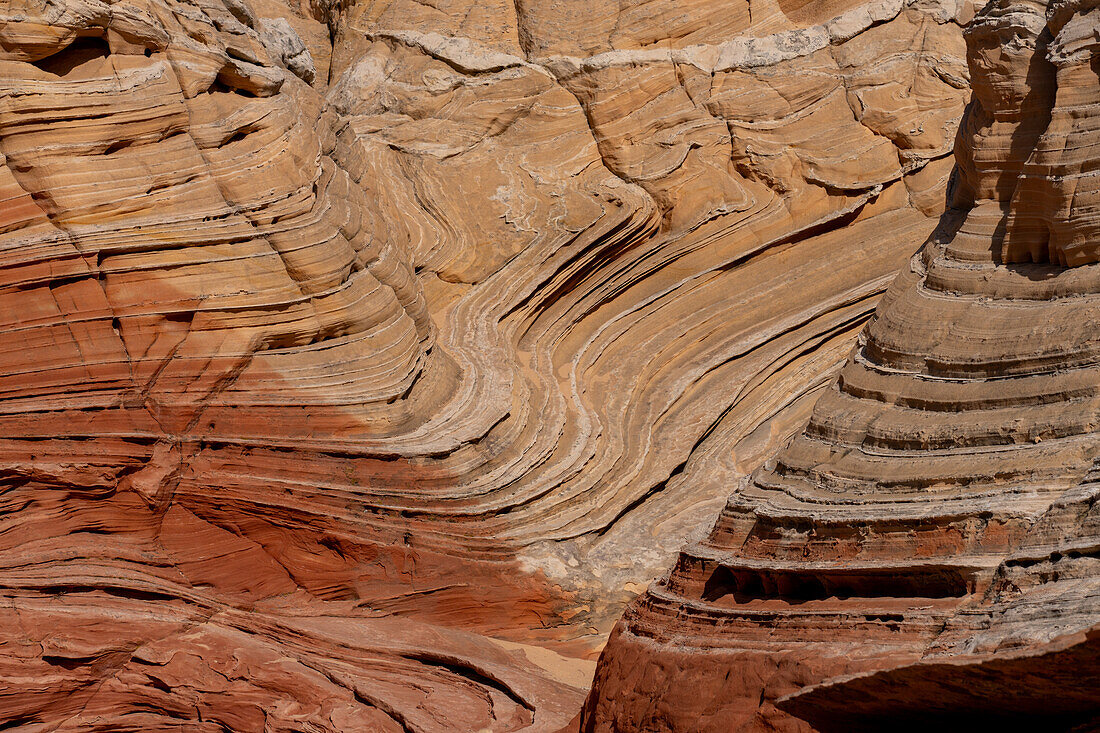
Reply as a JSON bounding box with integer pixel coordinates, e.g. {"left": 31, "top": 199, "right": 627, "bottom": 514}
{"left": 584, "top": 0, "right": 1100, "bottom": 729}
{"left": 0, "top": 0, "right": 974, "bottom": 727}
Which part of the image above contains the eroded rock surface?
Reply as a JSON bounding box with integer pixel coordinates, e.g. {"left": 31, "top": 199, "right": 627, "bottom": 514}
{"left": 584, "top": 0, "right": 1100, "bottom": 729}
{"left": 0, "top": 0, "right": 974, "bottom": 727}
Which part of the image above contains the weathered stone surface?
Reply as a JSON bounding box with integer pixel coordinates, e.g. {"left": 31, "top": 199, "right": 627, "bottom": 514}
{"left": 583, "top": 0, "right": 1100, "bottom": 729}
{"left": 0, "top": 0, "right": 981, "bottom": 727}
{"left": 778, "top": 625, "right": 1100, "bottom": 731}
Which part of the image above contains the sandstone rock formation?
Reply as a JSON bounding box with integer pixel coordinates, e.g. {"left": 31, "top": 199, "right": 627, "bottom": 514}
{"left": 0, "top": 0, "right": 975, "bottom": 728}
{"left": 583, "top": 0, "right": 1100, "bottom": 729}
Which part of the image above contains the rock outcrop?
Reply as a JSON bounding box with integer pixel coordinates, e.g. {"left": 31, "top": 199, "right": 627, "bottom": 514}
{"left": 583, "top": 0, "right": 1100, "bottom": 729}
{"left": 0, "top": 0, "right": 977, "bottom": 728}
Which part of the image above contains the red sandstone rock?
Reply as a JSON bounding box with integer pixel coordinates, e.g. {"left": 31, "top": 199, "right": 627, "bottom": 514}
{"left": 0, "top": 0, "right": 983, "bottom": 728}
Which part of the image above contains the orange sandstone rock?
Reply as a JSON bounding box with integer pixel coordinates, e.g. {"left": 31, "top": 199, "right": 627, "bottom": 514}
{"left": 0, "top": 0, "right": 975, "bottom": 727}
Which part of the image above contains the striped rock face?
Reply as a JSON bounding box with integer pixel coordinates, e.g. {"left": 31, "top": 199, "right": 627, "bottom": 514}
{"left": 0, "top": 0, "right": 978, "bottom": 729}
{"left": 583, "top": 0, "right": 1100, "bottom": 730}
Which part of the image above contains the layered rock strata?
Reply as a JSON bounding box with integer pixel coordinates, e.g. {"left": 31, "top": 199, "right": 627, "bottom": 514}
{"left": 584, "top": 0, "right": 1100, "bottom": 729}
{"left": 779, "top": 460, "right": 1100, "bottom": 730}
{"left": 1, "top": 0, "right": 972, "bottom": 727}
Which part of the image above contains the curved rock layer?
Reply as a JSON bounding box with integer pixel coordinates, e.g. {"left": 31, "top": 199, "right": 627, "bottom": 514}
{"left": 584, "top": 0, "right": 1100, "bottom": 729}
{"left": 1, "top": 0, "right": 971, "bottom": 727}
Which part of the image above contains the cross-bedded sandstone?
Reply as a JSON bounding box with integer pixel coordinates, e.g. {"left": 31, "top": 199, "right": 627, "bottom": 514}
{"left": 0, "top": 0, "right": 979, "bottom": 728}
{"left": 584, "top": 0, "right": 1100, "bottom": 729}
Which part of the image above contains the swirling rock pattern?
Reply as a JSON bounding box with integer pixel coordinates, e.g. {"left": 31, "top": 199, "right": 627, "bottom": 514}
{"left": 584, "top": 0, "right": 1100, "bottom": 730}
{"left": 0, "top": 0, "right": 972, "bottom": 727}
